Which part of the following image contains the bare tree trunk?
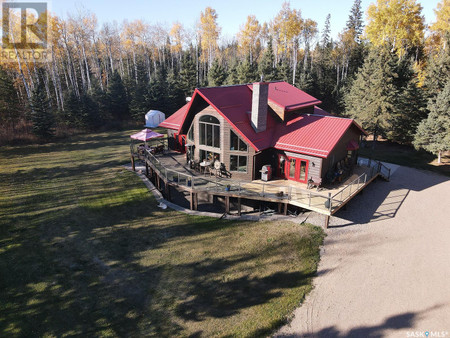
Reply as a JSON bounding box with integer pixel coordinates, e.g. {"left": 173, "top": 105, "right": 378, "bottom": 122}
{"left": 292, "top": 43, "right": 297, "bottom": 85}
{"left": 81, "top": 44, "right": 91, "bottom": 91}
{"left": 133, "top": 50, "right": 138, "bottom": 84}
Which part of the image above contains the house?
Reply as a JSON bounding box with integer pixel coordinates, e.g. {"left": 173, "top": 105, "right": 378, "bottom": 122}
{"left": 159, "top": 81, "right": 366, "bottom": 185}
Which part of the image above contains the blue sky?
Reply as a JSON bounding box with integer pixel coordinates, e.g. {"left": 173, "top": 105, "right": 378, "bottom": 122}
{"left": 53, "top": 0, "right": 439, "bottom": 41}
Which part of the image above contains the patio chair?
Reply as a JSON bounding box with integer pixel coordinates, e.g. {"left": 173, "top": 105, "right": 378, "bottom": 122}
{"left": 219, "top": 163, "right": 232, "bottom": 178}
{"left": 192, "top": 160, "right": 201, "bottom": 172}
{"left": 307, "top": 177, "right": 322, "bottom": 191}
{"left": 205, "top": 162, "right": 216, "bottom": 177}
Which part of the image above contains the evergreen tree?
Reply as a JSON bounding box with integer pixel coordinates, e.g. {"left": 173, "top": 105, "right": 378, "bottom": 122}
{"left": 167, "top": 68, "right": 186, "bottom": 113}
{"left": 423, "top": 43, "right": 450, "bottom": 98}
{"left": 321, "top": 14, "right": 331, "bottom": 47}
{"left": 345, "top": 46, "right": 400, "bottom": 145}
{"left": 346, "top": 0, "right": 364, "bottom": 42}
{"left": 63, "top": 90, "right": 81, "bottom": 127}
{"left": 414, "top": 80, "right": 450, "bottom": 163}
{"left": 130, "top": 60, "right": 149, "bottom": 121}
{"left": 147, "top": 66, "right": 169, "bottom": 112}
{"left": 90, "top": 79, "right": 110, "bottom": 122}
{"left": 0, "top": 66, "right": 21, "bottom": 127}
{"left": 64, "top": 90, "right": 101, "bottom": 130}
{"left": 258, "top": 37, "right": 277, "bottom": 81}
{"left": 391, "top": 57, "right": 427, "bottom": 143}
{"left": 107, "top": 71, "right": 129, "bottom": 121}
{"left": 296, "top": 70, "right": 315, "bottom": 93}
{"left": 80, "top": 91, "right": 101, "bottom": 130}
{"left": 30, "top": 80, "right": 54, "bottom": 139}
{"left": 276, "top": 59, "right": 291, "bottom": 83}
{"left": 236, "top": 55, "right": 258, "bottom": 83}
{"left": 179, "top": 51, "right": 197, "bottom": 96}
{"left": 226, "top": 59, "right": 239, "bottom": 85}
{"left": 345, "top": 0, "right": 367, "bottom": 79}
{"left": 208, "top": 58, "right": 227, "bottom": 86}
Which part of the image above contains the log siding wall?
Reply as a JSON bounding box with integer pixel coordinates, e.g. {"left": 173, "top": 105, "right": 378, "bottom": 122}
{"left": 283, "top": 151, "right": 323, "bottom": 180}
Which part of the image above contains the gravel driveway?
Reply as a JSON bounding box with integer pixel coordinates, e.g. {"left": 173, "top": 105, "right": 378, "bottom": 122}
{"left": 276, "top": 164, "right": 450, "bottom": 337}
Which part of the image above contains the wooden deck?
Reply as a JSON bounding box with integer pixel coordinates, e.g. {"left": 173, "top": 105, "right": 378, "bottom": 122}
{"left": 132, "top": 149, "right": 388, "bottom": 226}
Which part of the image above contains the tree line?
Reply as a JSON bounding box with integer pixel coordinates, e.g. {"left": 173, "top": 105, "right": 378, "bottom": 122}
{"left": 0, "top": 0, "right": 448, "bottom": 160}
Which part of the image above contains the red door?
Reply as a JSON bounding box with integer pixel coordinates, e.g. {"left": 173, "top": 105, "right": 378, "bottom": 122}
{"left": 285, "top": 157, "right": 309, "bottom": 183}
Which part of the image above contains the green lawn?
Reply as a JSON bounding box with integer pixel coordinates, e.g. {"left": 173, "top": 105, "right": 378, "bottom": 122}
{"left": 0, "top": 130, "right": 324, "bottom": 337}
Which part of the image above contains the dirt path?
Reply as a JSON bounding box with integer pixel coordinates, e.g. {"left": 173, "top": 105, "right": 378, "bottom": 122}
{"left": 276, "top": 165, "right": 450, "bottom": 337}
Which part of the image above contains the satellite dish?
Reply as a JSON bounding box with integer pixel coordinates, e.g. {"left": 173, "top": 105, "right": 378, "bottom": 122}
{"left": 214, "top": 161, "right": 221, "bottom": 170}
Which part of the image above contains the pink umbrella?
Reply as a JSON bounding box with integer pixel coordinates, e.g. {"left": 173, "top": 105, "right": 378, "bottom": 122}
{"left": 130, "top": 128, "right": 164, "bottom": 141}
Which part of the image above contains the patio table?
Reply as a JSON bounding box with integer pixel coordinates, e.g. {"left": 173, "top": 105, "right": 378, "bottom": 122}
{"left": 200, "top": 161, "right": 211, "bottom": 174}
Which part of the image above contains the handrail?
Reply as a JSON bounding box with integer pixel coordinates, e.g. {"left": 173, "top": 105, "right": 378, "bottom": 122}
{"left": 357, "top": 157, "right": 391, "bottom": 180}
{"left": 140, "top": 151, "right": 383, "bottom": 214}
{"left": 331, "top": 172, "right": 367, "bottom": 202}
{"left": 142, "top": 150, "right": 332, "bottom": 205}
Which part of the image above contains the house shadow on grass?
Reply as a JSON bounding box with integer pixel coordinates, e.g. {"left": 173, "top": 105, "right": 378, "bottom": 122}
{"left": 331, "top": 164, "right": 449, "bottom": 227}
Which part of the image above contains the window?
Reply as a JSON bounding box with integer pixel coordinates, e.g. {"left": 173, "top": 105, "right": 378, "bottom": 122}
{"left": 200, "top": 149, "right": 220, "bottom": 162}
{"left": 200, "top": 115, "right": 219, "bottom": 124}
{"left": 199, "top": 115, "right": 220, "bottom": 148}
{"left": 230, "top": 130, "right": 247, "bottom": 151}
{"left": 230, "top": 155, "right": 247, "bottom": 172}
{"left": 299, "top": 160, "right": 307, "bottom": 181}
{"left": 289, "top": 159, "right": 296, "bottom": 178}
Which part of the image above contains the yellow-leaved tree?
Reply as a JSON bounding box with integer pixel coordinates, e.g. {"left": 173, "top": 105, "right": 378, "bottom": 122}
{"left": 170, "top": 21, "right": 185, "bottom": 65}
{"left": 365, "top": 0, "right": 425, "bottom": 58}
{"left": 198, "top": 7, "right": 221, "bottom": 67}
{"left": 428, "top": 0, "right": 450, "bottom": 51}
{"left": 237, "top": 15, "right": 261, "bottom": 63}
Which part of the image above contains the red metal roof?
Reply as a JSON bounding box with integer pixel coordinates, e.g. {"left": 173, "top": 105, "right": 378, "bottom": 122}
{"left": 158, "top": 103, "right": 189, "bottom": 130}
{"left": 248, "top": 81, "right": 322, "bottom": 112}
{"left": 160, "top": 82, "right": 366, "bottom": 158}
{"left": 273, "top": 115, "right": 358, "bottom": 158}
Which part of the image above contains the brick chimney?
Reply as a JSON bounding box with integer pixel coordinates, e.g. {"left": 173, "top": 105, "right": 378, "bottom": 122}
{"left": 251, "top": 82, "right": 269, "bottom": 133}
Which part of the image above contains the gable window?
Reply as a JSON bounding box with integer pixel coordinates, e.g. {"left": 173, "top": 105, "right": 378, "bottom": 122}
{"left": 230, "top": 155, "right": 247, "bottom": 172}
{"left": 230, "top": 130, "right": 247, "bottom": 151}
{"left": 199, "top": 115, "right": 220, "bottom": 148}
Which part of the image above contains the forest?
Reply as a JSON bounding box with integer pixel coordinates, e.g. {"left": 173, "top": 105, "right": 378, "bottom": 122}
{"left": 0, "top": 0, "right": 449, "bottom": 161}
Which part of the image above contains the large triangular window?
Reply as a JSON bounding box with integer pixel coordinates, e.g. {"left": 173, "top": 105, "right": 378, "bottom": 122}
{"left": 230, "top": 130, "right": 247, "bottom": 151}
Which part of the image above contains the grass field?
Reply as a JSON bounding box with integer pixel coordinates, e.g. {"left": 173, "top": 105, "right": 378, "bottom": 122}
{"left": 0, "top": 130, "right": 324, "bottom": 337}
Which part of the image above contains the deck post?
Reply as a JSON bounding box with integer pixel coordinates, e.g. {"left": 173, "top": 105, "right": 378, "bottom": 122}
{"left": 145, "top": 162, "right": 149, "bottom": 176}
{"left": 165, "top": 183, "right": 171, "bottom": 201}
{"left": 190, "top": 192, "right": 194, "bottom": 210}
{"left": 225, "top": 196, "right": 230, "bottom": 214}
{"left": 237, "top": 197, "right": 241, "bottom": 216}
{"left": 194, "top": 193, "right": 198, "bottom": 210}
{"left": 278, "top": 202, "right": 282, "bottom": 214}
{"left": 283, "top": 203, "right": 288, "bottom": 215}
{"left": 131, "top": 155, "right": 135, "bottom": 171}
{"left": 324, "top": 215, "right": 330, "bottom": 229}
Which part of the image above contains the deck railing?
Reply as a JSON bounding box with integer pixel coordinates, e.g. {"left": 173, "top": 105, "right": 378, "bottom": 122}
{"left": 329, "top": 172, "right": 368, "bottom": 212}
{"left": 357, "top": 157, "right": 391, "bottom": 180}
{"left": 142, "top": 149, "right": 339, "bottom": 212}
{"left": 140, "top": 151, "right": 387, "bottom": 214}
